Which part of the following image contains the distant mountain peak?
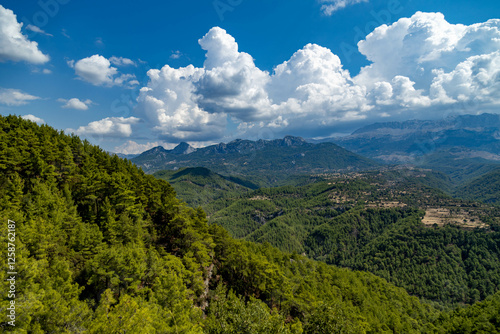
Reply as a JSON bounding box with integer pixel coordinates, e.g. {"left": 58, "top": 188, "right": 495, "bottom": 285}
{"left": 171, "top": 142, "right": 196, "bottom": 155}
{"left": 132, "top": 134, "right": 377, "bottom": 176}
{"left": 150, "top": 146, "right": 169, "bottom": 153}
{"left": 281, "top": 135, "right": 306, "bottom": 147}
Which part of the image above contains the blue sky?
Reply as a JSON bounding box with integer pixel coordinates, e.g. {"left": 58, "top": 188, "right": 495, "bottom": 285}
{"left": 0, "top": 0, "right": 499, "bottom": 153}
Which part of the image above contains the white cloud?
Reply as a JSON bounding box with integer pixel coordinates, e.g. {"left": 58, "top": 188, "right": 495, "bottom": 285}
{"left": 0, "top": 88, "right": 40, "bottom": 106}
{"left": 136, "top": 16, "right": 500, "bottom": 143}
{"left": 356, "top": 12, "right": 500, "bottom": 111}
{"left": 0, "top": 5, "right": 49, "bottom": 64}
{"left": 268, "top": 43, "right": 370, "bottom": 117}
{"left": 356, "top": 12, "right": 469, "bottom": 88}
{"left": 114, "top": 74, "right": 139, "bottom": 86}
{"left": 109, "top": 56, "right": 136, "bottom": 67}
{"left": 32, "top": 68, "right": 52, "bottom": 75}
{"left": 170, "top": 50, "right": 182, "bottom": 59}
{"left": 430, "top": 51, "right": 500, "bottom": 105}
{"left": 114, "top": 140, "right": 176, "bottom": 155}
{"left": 22, "top": 114, "right": 45, "bottom": 124}
{"left": 67, "top": 117, "right": 140, "bottom": 138}
{"left": 58, "top": 98, "right": 92, "bottom": 110}
{"left": 137, "top": 63, "right": 227, "bottom": 142}
{"left": 136, "top": 27, "right": 368, "bottom": 142}
{"left": 25, "top": 24, "right": 53, "bottom": 37}
{"left": 73, "top": 55, "right": 117, "bottom": 86}
{"left": 72, "top": 55, "right": 137, "bottom": 87}
{"left": 391, "top": 76, "right": 431, "bottom": 108}
{"left": 195, "top": 27, "right": 272, "bottom": 121}
{"left": 319, "top": 0, "right": 368, "bottom": 16}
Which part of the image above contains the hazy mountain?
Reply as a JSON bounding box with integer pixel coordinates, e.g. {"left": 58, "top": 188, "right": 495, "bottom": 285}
{"left": 132, "top": 135, "right": 379, "bottom": 186}
{"left": 331, "top": 113, "right": 500, "bottom": 183}
{"left": 333, "top": 113, "right": 500, "bottom": 160}
{"left": 113, "top": 152, "right": 140, "bottom": 159}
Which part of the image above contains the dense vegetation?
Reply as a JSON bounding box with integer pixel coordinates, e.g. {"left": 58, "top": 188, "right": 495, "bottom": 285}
{"left": 455, "top": 168, "right": 500, "bottom": 204}
{"left": 418, "top": 150, "right": 500, "bottom": 185}
{"left": 2, "top": 115, "right": 500, "bottom": 332}
{"left": 205, "top": 171, "right": 500, "bottom": 306}
{"left": 153, "top": 167, "right": 255, "bottom": 208}
{"left": 0, "top": 116, "right": 444, "bottom": 332}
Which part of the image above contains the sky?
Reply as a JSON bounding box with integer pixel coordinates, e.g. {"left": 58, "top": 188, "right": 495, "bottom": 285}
{"left": 0, "top": 0, "right": 499, "bottom": 154}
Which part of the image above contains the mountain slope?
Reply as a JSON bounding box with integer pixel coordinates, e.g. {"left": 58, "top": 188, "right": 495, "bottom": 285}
{"left": 334, "top": 114, "right": 500, "bottom": 162}
{"left": 133, "top": 136, "right": 379, "bottom": 186}
{"left": 153, "top": 167, "right": 255, "bottom": 208}
{"left": 454, "top": 168, "right": 500, "bottom": 204}
{"left": 206, "top": 169, "right": 500, "bottom": 305}
{"left": 419, "top": 149, "right": 500, "bottom": 184}
{"left": 329, "top": 113, "right": 500, "bottom": 186}
{"left": 0, "top": 115, "right": 445, "bottom": 332}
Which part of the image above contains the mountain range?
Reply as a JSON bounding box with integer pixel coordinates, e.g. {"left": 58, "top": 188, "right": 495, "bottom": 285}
{"left": 331, "top": 113, "right": 500, "bottom": 164}
{"left": 131, "top": 113, "right": 500, "bottom": 187}
{"left": 132, "top": 135, "right": 378, "bottom": 186}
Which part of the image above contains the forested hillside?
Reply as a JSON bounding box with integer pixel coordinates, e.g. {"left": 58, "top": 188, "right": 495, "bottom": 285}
{"left": 0, "top": 116, "right": 441, "bottom": 332}
{"left": 153, "top": 167, "right": 256, "bottom": 208}
{"left": 206, "top": 170, "right": 500, "bottom": 306}
{"left": 454, "top": 168, "right": 500, "bottom": 204}
{"left": 2, "top": 115, "right": 500, "bottom": 332}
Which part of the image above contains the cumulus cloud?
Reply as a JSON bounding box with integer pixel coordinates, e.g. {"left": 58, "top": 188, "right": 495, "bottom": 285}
{"left": 137, "top": 63, "right": 227, "bottom": 141}
{"left": 356, "top": 12, "right": 468, "bottom": 88}
{"left": 72, "top": 55, "right": 137, "bottom": 87}
{"left": 357, "top": 12, "right": 500, "bottom": 109}
{"left": 136, "top": 15, "right": 500, "bottom": 143}
{"left": 430, "top": 52, "right": 500, "bottom": 105}
{"left": 319, "top": 0, "right": 368, "bottom": 16}
{"left": 0, "top": 5, "right": 49, "bottom": 64}
{"left": 195, "top": 27, "right": 272, "bottom": 121}
{"left": 58, "top": 98, "right": 93, "bottom": 110}
{"left": 67, "top": 117, "right": 140, "bottom": 138}
{"left": 22, "top": 114, "right": 45, "bottom": 124}
{"left": 268, "top": 43, "right": 370, "bottom": 117}
{"left": 73, "top": 55, "right": 117, "bottom": 86}
{"left": 137, "top": 27, "right": 370, "bottom": 142}
{"left": 0, "top": 88, "right": 40, "bottom": 106}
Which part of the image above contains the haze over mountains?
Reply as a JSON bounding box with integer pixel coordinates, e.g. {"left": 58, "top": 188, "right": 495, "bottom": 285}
{"left": 130, "top": 113, "right": 500, "bottom": 186}
{"left": 332, "top": 113, "right": 500, "bottom": 163}
{"left": 132, "top": 135, "right": 378, "bottom": 186}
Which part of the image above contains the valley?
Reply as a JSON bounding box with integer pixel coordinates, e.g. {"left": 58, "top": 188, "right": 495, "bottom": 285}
{"left": 3, "top": 1, "right": 500, "bottom": 332}
{"left": 2, "top": 114, "right": 500, "bottom": 332}
{"left": 146, "top": 113, "right": 500, "bottom": 309}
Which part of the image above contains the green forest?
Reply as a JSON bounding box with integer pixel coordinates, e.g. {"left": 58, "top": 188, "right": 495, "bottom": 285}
{"left": 1, "top": 115, "right": 500, "bottom": 333}
{"left": 195, "top": 172, "right": 500, "bottom": 306}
